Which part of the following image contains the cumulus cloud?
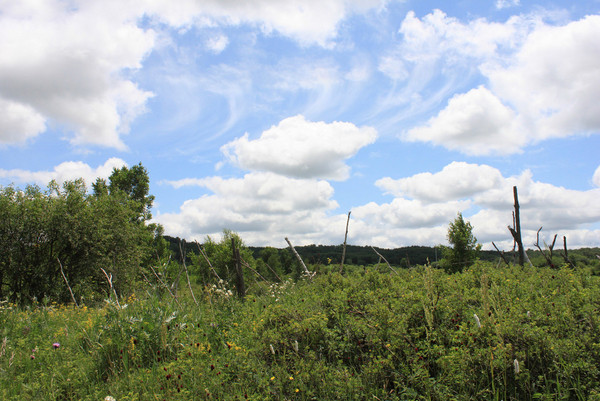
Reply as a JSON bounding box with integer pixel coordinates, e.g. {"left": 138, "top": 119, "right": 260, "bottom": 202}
{"left": 403, "top": 87, "right": 525, "bottom": 155}
{"left": 156, "top": 172, "right": 341, "bottom": 245}
{"left": 0, "top": 158, "right": 127, "bottom": 188}
{"left": 485, "top": 14, "right": 600, "bottom": 141}
{"left": 220, "top": 115, "right": 377, "bottom": 180}
{"left": 0, "top": 0, "right": 155, "bottom": 149}
{"left": 398, "top": 12, "right": 600, "bottom": 155}
{"left": 376, "top": 161, "right": 505, "bottom": 202}
{"left": 351, "top": 162, "right": 600, "bottom": 249}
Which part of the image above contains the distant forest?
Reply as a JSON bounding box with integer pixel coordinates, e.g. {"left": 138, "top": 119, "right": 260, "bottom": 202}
{"left": 164, "top": 235, "right": 600, "bottom": 269}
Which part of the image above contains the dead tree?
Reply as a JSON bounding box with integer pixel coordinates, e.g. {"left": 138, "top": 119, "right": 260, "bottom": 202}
{"left": 507, "top": 186, "right": 532, "bottom": 266}
{"left": 560, "top": 236, "right": 575, "bottom": 268}
{"left": 339, "top": 211, "right": 351, "bottom": 274}
{"left": 534, "top": 227, "right": 557, "bottom": 268}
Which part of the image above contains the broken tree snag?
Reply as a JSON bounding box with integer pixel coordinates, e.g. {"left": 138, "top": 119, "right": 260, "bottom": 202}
{"left": 535, "top": 227, "right": 556, "bottom": 268}
{"left": 561, "top": 236, "right": 575, "bottom": 268}
{"left": 231, "top": 238, "right": 246, "bottom": 300}
{"left": 340, "top": 211, "right": 351, "bottom": 274}
{"left": 284, "top": 237, "right": 313, "bottom": 280}
{"left": 509, "top": 186, "right": 526, "bottom": 266}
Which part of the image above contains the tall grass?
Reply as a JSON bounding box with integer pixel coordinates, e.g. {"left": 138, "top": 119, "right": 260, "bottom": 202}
{"left": 2, "top": 262, "right": 600, "bottom": 400}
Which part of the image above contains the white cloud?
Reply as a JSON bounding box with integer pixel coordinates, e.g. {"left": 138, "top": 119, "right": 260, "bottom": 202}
{"left": 156, "top": 172, "right": 341, "bottom": 245}
{"left": 495, "top": 0, "right": 520, "bottom": 10}
{"left": 376, "top": 161, "right": 505, "bottom": 202}
{"left": 0, "top": 158, "right": 127, "bottom": 188}
{"left": 0, "top": 0, "right": 155, "bottom": 149}
{"left": 206, "top": 34, "right": 229, "bottom": 53}
{"left": 594, "top": 166, "right": 600, "bottom": 188}
{"left": 403, "top": 86, "right": 525, "bottom": 155}
{"left": 221, "top": 115, "right": 377, "bottom": 180}
{"left": 355, "top": 162, "right": 600, "bottom": 249}
{"left": 485, "top": 14, "right": 600, "bottom": 141}
{"left": 144, "top": 0, "right": 387, "bottom": 47}
{"left": 399, "top": 12, "right": 600, "bottom": 155}
{"left": 0, "top": 98, "right": 46, "bottom": 144}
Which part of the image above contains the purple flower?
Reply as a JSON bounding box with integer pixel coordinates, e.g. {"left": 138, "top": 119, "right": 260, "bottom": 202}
{"left": 52, "top": 343, "right": 60, "bottom": 349}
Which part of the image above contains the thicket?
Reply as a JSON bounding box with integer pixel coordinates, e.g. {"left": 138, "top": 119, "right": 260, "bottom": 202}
{"left": 0, "top": 163, "right": 166, "bottom": 305}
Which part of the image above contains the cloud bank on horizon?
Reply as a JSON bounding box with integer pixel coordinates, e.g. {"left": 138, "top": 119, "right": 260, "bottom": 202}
{"left": 1, "top": 0, "right": 599, "bottom": 250}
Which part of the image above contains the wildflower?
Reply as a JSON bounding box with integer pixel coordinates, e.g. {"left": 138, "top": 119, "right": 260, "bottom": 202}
{"left": 514, "top": 359, "right": 520, "bottom": 374}
{"left": 293, "top": 340, "right": 299, "bottom": 353}
{"left": 473, "top": 314, "right": 481, "bottom": 328}
{"left": 105, "top": 397, "right": 116, "bottom": 401}
{"left": 270, "top": 344, "right": 275, "bottom": 355}
{"left": 270, "top": 376, "right": 275, "bottom": 381}
{"left": 295, "top": 389, "right": 300, "bottom": 393}
{"left": 289, "top": 376, "right": 294, "bottom": 380}
{"left": 527, "top": 311, "right": 531, "bottom": 318}
{"left": 52, "top": 343, "right": 60, "bottom": 349}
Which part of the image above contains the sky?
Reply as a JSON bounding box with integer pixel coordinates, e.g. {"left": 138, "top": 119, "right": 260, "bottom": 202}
{"left": 1, "top": 0, "right": 600, "bottom": 251}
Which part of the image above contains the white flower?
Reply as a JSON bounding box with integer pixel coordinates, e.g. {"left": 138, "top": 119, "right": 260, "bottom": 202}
{"left": 270, "top": 344, "right": 275, "bottom": 355}
{"left": 474, "top": 313, "right": 481, "bottom": 328}
{"left": 514, "top": 358, "right": 520, "bottom": 374}
{"left": 293, "top": 340, "right": 299, "bottom": 353}
{"left": 105, "top": 396, "right": 116, "bottom": 401}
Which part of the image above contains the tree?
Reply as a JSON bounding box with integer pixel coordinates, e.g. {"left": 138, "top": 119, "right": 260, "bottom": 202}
{"left": 441, "top": 213, "right": 481, "bottom": 272}
{"left": 105, "top": 162, "right": 155, "bottom": 221}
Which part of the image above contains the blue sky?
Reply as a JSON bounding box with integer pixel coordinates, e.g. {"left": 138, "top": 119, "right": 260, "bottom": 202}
{"left": 1, "top": 0, "right": 599, "bottom": 249}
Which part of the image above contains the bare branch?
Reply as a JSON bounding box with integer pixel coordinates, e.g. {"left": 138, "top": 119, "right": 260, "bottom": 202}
{"left": 491, "top": 242, "right": 509, "bottom": 266}
{"left": 285, "top": 237, "right": 313, "bottom": 280}
{"left": 57, "top": 258, "right": 78, "bottom": 307}
{"left": 371, "top": 246, "right": 398, "bottom": 275}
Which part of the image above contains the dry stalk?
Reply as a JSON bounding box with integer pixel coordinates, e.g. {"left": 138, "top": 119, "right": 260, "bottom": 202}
{"left": 57, "top": 257, "right": 79, "bottom": 307}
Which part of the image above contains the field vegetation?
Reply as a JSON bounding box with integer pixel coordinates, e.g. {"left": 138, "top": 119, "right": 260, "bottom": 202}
{"left": 2, "top": 167, "right": 600, "bottom": 400}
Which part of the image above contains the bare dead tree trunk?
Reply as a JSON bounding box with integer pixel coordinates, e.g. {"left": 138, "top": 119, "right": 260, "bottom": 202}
{"left": 561, "top": 236, "right": 575, "bottom": 268}
{"left": 371, "top": 246, "right": 398, "bottom": 275}
{"left": 285, "top": 237, "right": 313, "bottom": 280}
{"left": 339, "top": 211, "right": 351, "bottom": 274}
{"left": 231, "top": 238, "right": 246, "bottom": 300}
{"left": 508, "top": 186, "right": 525, "bottom": 266}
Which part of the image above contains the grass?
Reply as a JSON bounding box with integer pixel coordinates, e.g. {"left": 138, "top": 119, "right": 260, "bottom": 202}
{"left": 2, "top": 262, "right": 600, "bottom": 400}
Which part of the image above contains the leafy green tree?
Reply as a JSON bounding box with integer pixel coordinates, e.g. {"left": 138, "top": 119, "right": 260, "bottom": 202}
{"left": 105, "top": 163, "right": 155, "bottom": 221}
{"left": 441, "top": 213, "right": 481, "bottom": 273}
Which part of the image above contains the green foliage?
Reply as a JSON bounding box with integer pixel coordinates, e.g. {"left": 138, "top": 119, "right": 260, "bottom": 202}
{"left": 441, "top": 212, "right": 481, "bottom": 273}
{"left": 3, "top": 262, "right": 600, "bottom": 400}
{"left": 0, "top": 163, "right": 165, "bottom": 305}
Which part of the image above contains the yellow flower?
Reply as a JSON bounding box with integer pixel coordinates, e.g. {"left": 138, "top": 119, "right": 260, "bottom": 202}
{"left": 289, "top": 376, "right": 294, "bottom": 380}
{"left": 270, "top": 376, "right": 275, "bottom": 381}
{"left": 295, "top": 389, "right": 300, "bottom": 393}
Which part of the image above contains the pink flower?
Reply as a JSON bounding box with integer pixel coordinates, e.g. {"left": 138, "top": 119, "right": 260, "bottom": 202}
{"left": 52, "top": 343, "right": 60, "bottom": 349}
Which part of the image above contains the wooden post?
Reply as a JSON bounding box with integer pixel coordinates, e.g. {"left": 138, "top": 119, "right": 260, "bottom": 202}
{"left": 231, "top": 238, "right": 245, "bottom": 300}
{"left": 339, "top": 211, "right": 351, "bottom": 274}
{"left": 507, "top": 186, "right": 532, "bottom": 267}
{"left": 285, "top": 237, "right": 313, "bottom": 280}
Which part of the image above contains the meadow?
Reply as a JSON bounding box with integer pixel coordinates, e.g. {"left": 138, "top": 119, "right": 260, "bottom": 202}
{"left": 2, "top": 261, "right": 600, "bottom": 400}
